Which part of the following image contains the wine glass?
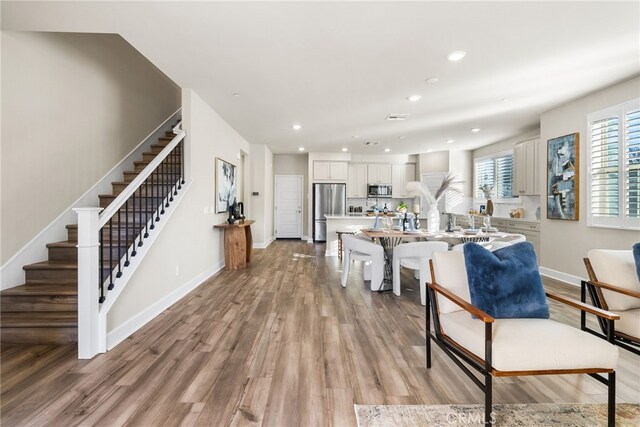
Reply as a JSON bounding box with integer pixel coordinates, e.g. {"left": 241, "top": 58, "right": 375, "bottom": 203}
{"left": 467, "top": 214, "right": 475, "bottom": 230}
{"left": 483, "top": 215, "right": 491, "bottom": 231}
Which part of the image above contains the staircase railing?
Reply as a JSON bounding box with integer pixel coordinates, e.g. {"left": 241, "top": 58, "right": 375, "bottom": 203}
{"left": 75, "top": 121, "right": 186, "bottom": 359}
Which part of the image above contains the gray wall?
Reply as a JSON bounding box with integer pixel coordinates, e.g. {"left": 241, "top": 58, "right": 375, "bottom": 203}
{"left": 539, "top": 76, "right": 640, "bottom": 278}
{"left": 1, "top": 31, "right": 180, "bottom": 263}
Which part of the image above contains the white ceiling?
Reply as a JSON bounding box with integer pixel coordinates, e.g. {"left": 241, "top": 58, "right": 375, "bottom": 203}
{"left": 3, "top": 1, "right": 640, "bottom": 154}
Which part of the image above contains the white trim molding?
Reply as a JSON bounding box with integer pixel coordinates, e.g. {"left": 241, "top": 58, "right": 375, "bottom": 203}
{"left": 253, "top": 236, "right": 274, "bottom": 249}
{"left": 106, "top": 259, "right": 224, "bottom": 351}
{"left": 539, "top": 266, "right": 584, "bottom": 287}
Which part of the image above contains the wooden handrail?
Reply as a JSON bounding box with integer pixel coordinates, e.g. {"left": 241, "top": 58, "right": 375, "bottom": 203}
{"left": 545, "top": 291, "right": 620, "bottom": 320}
{"left": 98, "top": 129, "right": 185, "bottom": 228}
{"left": 584, "top": 280, "right": 640, "bottom": 299}
{"left": 428, "top": 282, "right": 495, "bottom": 323}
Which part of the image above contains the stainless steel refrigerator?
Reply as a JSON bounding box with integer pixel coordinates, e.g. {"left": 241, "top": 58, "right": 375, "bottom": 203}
{"left": 313, "top": 183, "right": 346, "bottom": 242}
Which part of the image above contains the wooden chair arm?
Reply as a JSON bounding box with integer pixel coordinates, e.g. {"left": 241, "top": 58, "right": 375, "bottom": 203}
{"left": 584, "top": 280, "right": 640, "bottom": 299}
{"left": 428, "top": 283, "right": 495, "bottom": 323}
{"left": 546, "top": 291, "right": 620, "bottom": 320}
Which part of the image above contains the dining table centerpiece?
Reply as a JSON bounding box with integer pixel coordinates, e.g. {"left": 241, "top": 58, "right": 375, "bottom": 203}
{"left": 407, "top": 173, "right": 462, "bottom": 233}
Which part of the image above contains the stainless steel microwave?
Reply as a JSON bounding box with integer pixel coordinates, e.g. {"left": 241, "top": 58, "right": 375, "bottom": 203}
{"left": 368, "top": 184, "right": 392, "bottom": 198}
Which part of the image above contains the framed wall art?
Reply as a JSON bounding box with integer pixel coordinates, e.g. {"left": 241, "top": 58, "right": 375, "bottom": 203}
{"left": 215, "top": 157, "right": 237, "bottom": 213}
{"left": 547, "top": 133, "right": 579, "bottom": 221}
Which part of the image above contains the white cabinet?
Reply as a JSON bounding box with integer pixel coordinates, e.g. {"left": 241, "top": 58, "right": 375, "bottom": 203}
{"left": 347, "top": 164, "right": 368, "bottom": 197}
{"left": 391, "top": 164, "right": 416, "bottom": 198}
{"left": 514, "top": 139, "right": 540, "bottom": 196}
{"left": 367, "top": 163, "right": 392, "bottom": 184}
{"left": 314, "top": 161, "right": 348, "bottom": 181}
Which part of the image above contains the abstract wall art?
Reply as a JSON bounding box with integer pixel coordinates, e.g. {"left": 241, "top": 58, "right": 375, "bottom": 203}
{"left": 547, "top": 133, "right": 579, "bottom": 220}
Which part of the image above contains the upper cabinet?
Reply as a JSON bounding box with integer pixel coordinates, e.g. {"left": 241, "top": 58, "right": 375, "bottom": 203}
{"left": 367, "top": 163, "right": 392, "bottom": 184}
{"left": 514, "top": 139, "right": 540, "bottom": 196}
{"left": 391, "top": 163, "right": 416, "bottom": 198}
{"left": 347, "top": 164, "right": 368, "bottom": 197}
{"left": 314, "top": 161, "right": 348, "bottom": 181}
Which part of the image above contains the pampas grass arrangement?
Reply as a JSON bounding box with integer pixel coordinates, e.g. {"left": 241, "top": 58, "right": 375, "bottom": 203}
{"left": 406, "top": 173, "right": 463, "bottom": 205}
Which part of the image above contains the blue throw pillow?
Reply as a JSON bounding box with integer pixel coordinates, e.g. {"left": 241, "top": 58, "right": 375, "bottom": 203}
{"left": 633, "top": 243, "right": 640, "bottom": 282}
{"left": 463, "top": 242, "right": 549, "bottom": 319}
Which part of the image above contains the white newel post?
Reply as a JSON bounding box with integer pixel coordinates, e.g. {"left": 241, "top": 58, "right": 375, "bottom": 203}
{"left": 74, "top": 207, "right": 103, "bottom": 359}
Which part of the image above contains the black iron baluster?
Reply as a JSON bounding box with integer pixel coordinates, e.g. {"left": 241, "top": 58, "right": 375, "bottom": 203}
{"left": 108, "top": 218, "right": 114, "bottom": 290}
{"left": 144, "top": 178, "right": 150, "bottom": 237}
{"left": 160, "top": 158, "right": 166, "bottom": 214}
{"left": 138, "top": 186, "right": 144, "bottom": 247}
{"left": 99, "top": 229, "right": 105, "bottom": 303}
{"left": 156, "top": 164, "right": 163, "bottom": 219}
{"left": 164, "top": 155, "right": 170, "bottom": 208}
{"left": 116, "top": 208, "right": 122, "bottom": 278}
{"left": 124, "top": 199, "right": 130, "bottom": 267}
{"left": 131, "top": 190, "right": 137, "bottom": 256}
{"left": 178, "top": 140, "right": 183, "bottom": 189}
{"left": 173, "top": 146, "right": 178, "bottom": 196}
{"left": 151, "top": 169, "right": 157, "bottom": 227}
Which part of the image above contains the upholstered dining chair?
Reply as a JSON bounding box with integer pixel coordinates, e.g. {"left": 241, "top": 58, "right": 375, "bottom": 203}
{"left": 392, "top": 241, "right": 448, "bottom": 305}
{"left": 583, "top": 249, "right": 640, "bottom": 355}
{"left": 427, "top": 248, "right": 619, "bottom": 426}
{"left": 491, "top": 233, "right": 526, "bottom": 244}
{"left": 341, "top": 234, "right": 384, "bottom": 291}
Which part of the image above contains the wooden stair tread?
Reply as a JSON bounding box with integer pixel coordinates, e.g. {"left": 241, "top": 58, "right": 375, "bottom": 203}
{"left": 1, "top": 311, "right": 77, "bottom": 327}
{"left": 45, "top": 241, "right": 77, "bottom": 249}
{"left": 2, "top": 283, "right": 77, "bottom": 296}
{"left": 23, "top": 261, "right": 78, "bottom": 271}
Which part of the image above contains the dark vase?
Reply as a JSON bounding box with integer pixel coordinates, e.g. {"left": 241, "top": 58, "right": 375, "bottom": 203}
{"left": 486, "top": 199, "right": 494, "bottom": 216}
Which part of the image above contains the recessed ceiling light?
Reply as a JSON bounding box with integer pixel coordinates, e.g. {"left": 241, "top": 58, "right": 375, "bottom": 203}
{"left": 232, "top": 92, "right": 241, "bottom": 97}
{"left": 398, "top": 136, "right": 406, "bottom": 140}
{"left": 501, "top": 98, "right": 509, "bottom": 103}
{"left": 407, "top": 95, "right": 422, "bottom": 102}
{"left": 292, "top": 124, "right": 302, "bottom": 130}
{"left": 298, "top": 147, "right": 305, "bottom": 151}
{"left": 447, "top": 51, "right": 466, "bottom": 62}
{"left": 471, "top": 127, "right": 481, "bottom": 133}
{"left": 341, "top": 147, "right": 348, "bottom": 152}
{"left": 427, "top": 149, "right": 433, "bottom": 153}
{"left": 352, "top": 135, "right": 361, "bottom": 138}
{"left": 446, "top": 139, "right": 455, "bottom": 144}
{"left": 425, "top": 77, "right": 439, "bottom": 84}
{"left": 384, "top": 148, "right": 391, "bottom": 152}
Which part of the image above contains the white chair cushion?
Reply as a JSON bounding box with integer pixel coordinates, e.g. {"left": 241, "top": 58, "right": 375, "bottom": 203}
{"left": 588, "top": 249, "right": 640, "bottom": 311}
{"left": 350, "top": 251, "right": 371, "bottom": 262}
{"left": 431, "top": 251, "right": 471, "bottom": 314}
{"left": 612, "top": 308, "right": 640, "bottom": 339}
{"left": 400, "top": 258, "right": 420, "bottom": 270}
{"left": 439, "top": 310, "right": 619, "bottom": 372}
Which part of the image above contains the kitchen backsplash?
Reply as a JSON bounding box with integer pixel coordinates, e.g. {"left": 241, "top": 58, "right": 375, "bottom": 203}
{"left": 447, "top": 196, "right": 541, "bottom": 220}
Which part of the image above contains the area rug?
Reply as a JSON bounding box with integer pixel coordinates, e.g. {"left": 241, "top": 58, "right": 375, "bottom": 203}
{"left": 354, "top": 403, "right": 640, "bottom": 426}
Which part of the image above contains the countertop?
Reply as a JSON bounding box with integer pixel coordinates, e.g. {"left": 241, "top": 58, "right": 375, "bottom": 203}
{"left": 324, "top": 214, "right": 377, "bottom": 219}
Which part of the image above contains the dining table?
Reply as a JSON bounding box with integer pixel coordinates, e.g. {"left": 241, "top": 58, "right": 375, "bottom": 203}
{"left": 360, "top": 227, "right": 510, "bottom": 291}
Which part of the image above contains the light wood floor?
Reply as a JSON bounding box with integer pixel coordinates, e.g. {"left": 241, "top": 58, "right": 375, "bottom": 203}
{"left": 1, "top": 240, "right": 639, "bottom": 426}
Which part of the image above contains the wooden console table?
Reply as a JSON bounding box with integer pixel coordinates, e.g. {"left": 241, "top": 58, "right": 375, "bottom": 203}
{"left": 213, "top": 220, "right": 255, "bottom": 270}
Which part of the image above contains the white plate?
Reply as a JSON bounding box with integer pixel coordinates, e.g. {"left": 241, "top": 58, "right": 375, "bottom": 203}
{"left": 481, "top": 227, "right": 499, "bottom": 232}
{"left": 463, "top": 229, "right": 480, "bottom": 235}
{"left": 405, "top": 230, "right": 422, "bottom": 234}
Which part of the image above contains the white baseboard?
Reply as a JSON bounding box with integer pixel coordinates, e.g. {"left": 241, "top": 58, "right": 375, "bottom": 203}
{"left": 325, "top": 250, "right": 338, "bottom": 257}
{"left": 253, "top": 236, "right": 274, "bottom": 249}
{"left": 106, "top": 259, "right": 224, "bottom": 351}
{"left": 539, "top": 266, "right": 584, "bottom": 287}
{"left": 0, "top": 110, "right": 181, "bottom": 291}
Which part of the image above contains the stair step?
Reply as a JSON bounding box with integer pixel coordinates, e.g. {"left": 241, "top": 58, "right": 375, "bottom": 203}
{"left": 1, "top": 283, "right": 77, "bottom": 312}
{"left": 24, "top": 261, "right": 77, "bottom": 282}
{"left": 1, "top": 312, "right": 77, "bottom": 344}
{"left": 46, "top": 240, "right": 78, "bottom": 261}
{"left": 66, "top": 224, "right": 78, "bottom": 241}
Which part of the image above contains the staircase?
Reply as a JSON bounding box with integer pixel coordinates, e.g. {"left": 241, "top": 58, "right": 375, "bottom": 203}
{"left": 1, "top": 128, "right": 182, "bottom": 345}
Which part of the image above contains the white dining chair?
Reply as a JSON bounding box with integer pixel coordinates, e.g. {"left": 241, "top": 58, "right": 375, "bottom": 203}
{"left": 392, "top": 241, "right": 448, "bottom": 305}
{"left": 341, "top": 234, "right": 385, "bottom": 291}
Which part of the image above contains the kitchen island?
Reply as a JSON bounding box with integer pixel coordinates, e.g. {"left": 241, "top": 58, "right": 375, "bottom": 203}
{"left": 325, "top": 214, "right": 399, "bottom": 256}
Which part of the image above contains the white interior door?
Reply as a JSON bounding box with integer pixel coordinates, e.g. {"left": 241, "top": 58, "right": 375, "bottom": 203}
{"left": 275, "top": 175, "right": 303, "bottom": 238}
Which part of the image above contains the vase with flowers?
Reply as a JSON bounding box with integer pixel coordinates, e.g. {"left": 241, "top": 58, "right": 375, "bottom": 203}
{"left": 407, "top": 173, "right": 462, "bottom": 233}
{"left": 479, "top": 183, "right": 494, "bottom": 216}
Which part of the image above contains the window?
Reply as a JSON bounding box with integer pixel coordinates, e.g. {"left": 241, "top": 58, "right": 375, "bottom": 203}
{"left": 474, "top": 151, "right": 514, "bottom": 199}
{"left": 587, "top": 98, "right": 640, "bottom": 229}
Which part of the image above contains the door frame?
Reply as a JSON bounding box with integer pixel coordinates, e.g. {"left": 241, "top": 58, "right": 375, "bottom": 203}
{"left": 274, "top": 175, "right": 304, "bottom": 239}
